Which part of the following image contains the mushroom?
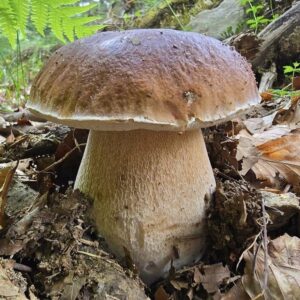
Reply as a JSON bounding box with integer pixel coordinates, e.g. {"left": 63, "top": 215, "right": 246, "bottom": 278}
{"left": 27, "top": 29, "right": 260, "bottom": 284}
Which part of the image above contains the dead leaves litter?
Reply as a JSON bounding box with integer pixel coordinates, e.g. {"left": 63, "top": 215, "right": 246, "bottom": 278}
{"left": 224, "top": 234, "right": 300, "bottom": 300}
{"left": 237, "top": 127, "right": 300, "bottom": 191}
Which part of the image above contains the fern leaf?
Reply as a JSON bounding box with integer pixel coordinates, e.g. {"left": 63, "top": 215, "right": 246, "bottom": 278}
{"left": 51, "top": 0, "right": 80, "bottom": 8}
{"left": 71, "top": 16, "right": 100, "bottom": 26}
{"left": 49, "top": 7, "right": 65, "bottom": 42}
{"left": 60, "top": 3, "right": 97, "bottom": 17}
{"left": 31, "top": 0, "right": 49, "bottom": 36}
{"left": 75, "top": 24, "right": 105, "bottom": 39}
{"left": 0, "top": 0, "right": 17, "bottom": 47}
{"left": 62, "top": 17, "right": 75, "bottom": 42}
{"left": 9, "top": 0, "right": 30, "bottom": 35}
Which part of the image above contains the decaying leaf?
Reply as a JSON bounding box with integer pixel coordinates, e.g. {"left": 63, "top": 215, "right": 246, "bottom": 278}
{"left": 247, "top": 234, "right": 300, "bottom": 299}
{"left": 243, "top": 112, "right": 277, "bottom": 134}
{"left": 0, "top": 163, "right": 17, "bottom": 229}
{"left": 262, "top": 191, "right": 300, "bottom": 230}
{"left": 198, "top": 263, "right": 230, "bottom": 294}
{"left": 224, "top": 234, "right": 300, "bottom": 300}
{"left": 0, "top": 259, "right": 28, "bottom": 299}
{"left": 274, "top": 96, "right": 300, "bottom": 129}
{"left": 237, "top": 127, "right": 300, "bottom": 190}
{"left": 154, "top": 285, "right": 170, "bottom": 300}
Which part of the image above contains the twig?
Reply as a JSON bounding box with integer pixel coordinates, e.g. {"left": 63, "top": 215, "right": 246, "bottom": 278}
{"left": 236, "top": 229, "right": 263, "bottom": 270}
{"left": 41, "top": 142, "right": 86, "bottom": 172}
{"left": 261, "top": 196, "right": 269, "bottom": 293}
{"left": 164, "top": 0, "right": 185, "bottom": 30}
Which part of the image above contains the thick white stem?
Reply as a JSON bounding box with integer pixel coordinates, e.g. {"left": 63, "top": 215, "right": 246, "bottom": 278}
{"left": 75, "top": 129, "right": 216, "bottom": 283}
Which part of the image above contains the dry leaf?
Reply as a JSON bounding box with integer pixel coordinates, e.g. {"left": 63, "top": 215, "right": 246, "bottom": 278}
{"left": 199, "top": 263, "right": 230, "bottom": 294}
{"left": 237, "top": 127, "right": 300, "bottom": 190}
{"left": 154, "top": 285, "right": 170, "bottom": 300}
{"left": 274, "top": 96, "right": 300, "bottom": 129}
{"left": 260, "top": 92, "right": 273, "bottom": 102}
{"left": 6, "top": 130, "right": 15, "bottom": 144}
{"left": 243, "top": 112, "right": 277, "bottom": 134}
{"left": 0, "top": 259, "right": 27, "bottom": 299}
{"left": 224, "top": 234, "right": 300, "bottom": 300}
{"left": 0, "top": 163, "right": 17, "bottom": 229}
{"left": 262, "top": 191, "right": 300, "bottom": 230}
{"left": 243, "top": 234, "right": 300, "bottom": 300}
{"left": 170, "top": 280, "right": 189, "bottom": 290}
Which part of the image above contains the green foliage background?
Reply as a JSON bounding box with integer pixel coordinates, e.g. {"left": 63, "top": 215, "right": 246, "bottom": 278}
{"left": 0, "top": 0, "right": 104, "bottom": 48}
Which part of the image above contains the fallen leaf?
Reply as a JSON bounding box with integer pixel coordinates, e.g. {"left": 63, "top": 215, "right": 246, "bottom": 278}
{"left": 170, "top": 280, "right": 189, "bottom": 290}
{"left": 243, "top": 234, "right": 300, "bottom": 299}
{"left": 0, "top": 163, "right": 17, "bottom": 229}
{"left": 243, "top": 112, "right": 277, "bottom": 134}
{"left": 260, "top": 91, "right": 273, "bottom": 102}
{"left": 154, "top": 285, "right": 170, "bottom": 300}
{"left": 0, "top": 259, "right": 27, "bottom": 299}
{"left": 199, "top": 263, "right": 230, "bottom": 294}
{"left": 274, "top": 96, "right": 300, "bottom": 129}
{"left": 262, "top": 191, "right": 300, "bottom": 230}
{"left": 6, "top": 130, "right": 15, "bottom": 144}
{"left": 237, "top": 127, "right": 300, "bottom": 190}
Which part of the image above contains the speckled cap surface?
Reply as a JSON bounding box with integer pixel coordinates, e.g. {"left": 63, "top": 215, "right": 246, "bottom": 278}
{"left": 28, "top": 29, "right": 260, "bottom": 131}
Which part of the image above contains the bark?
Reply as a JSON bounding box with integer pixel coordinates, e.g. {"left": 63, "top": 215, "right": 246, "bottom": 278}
{"left": 252, "top": 1, "right": 300, "bottom": 68}
{"left": 228, "top": 2, "right": 300, "bottom": 69}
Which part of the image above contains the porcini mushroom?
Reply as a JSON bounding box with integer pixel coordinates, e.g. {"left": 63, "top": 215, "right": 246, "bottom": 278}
{"left": 27, "top": 29, "right": 260, "bottom": 284}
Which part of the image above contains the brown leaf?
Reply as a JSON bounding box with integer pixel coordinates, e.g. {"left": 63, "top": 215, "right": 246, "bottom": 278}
{"left": 237, "top": 127, "right": 300, "bottom": 190}
{"left": 170, "top": 280, "right": 189, "bottom": 290}
{"left": 274, "top": 96, "right": 300, "bottom": 129}
{"left": 243, "top": 112, "right": 276, "bottom": 134}
{"left": 0, "top": 259, "right": 28, "bottom": 299}
{"left": 199, "top": 263, "right": 230, "bottom": 294}
{"left": 154, "top": 285, "right": 170, "bottom": 300}
{"left": 242, "top": 234, "right": 300, "bottom": 299}
{"left": 260, "top": 91, "right": 273, "bottom": 102}
{"left": 0, "top": 163, "right": 17, "bottom": 229}
{"left": 6, "top": 130, "right": 15, "bottom": 144}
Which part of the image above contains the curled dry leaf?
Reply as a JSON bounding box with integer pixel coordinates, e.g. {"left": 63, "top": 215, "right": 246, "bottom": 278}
{"left": 223, "top": 234, "right": 300, "bottom": 300}
{"left": 274, "top": 96, "right": 300, "bottom": 129}
{"left": 237, "top": 127, "right": 300, "bottom": 191}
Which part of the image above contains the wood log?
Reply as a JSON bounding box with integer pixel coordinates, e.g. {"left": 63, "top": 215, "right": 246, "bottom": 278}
{"left": 252, "top": 1, "right": 300, "bottom": 68}
{"left": 228, "top": 2, "right": 300, "bottom": 69}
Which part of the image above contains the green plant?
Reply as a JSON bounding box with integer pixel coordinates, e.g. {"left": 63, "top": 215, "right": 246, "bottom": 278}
{"left": 240, "top": 0, "right": 274, "bottom": 33}
{"left": 284, "top": 62, "right": 300, "bottom": 79}
{"left": 0, "top": 0, "right": 105, "bottom": 48}
{"left": 269, "top": 62, "right": 300, "bottom": 98}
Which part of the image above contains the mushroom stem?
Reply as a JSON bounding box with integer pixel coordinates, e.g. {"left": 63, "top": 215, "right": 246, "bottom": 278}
{"left": 75, "top": 129, "right": 216, "bottom": 284}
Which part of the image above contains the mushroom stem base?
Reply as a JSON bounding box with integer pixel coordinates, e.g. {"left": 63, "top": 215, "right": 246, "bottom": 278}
{"left": 75, "top": 129, "right": 216, "bottom": 284}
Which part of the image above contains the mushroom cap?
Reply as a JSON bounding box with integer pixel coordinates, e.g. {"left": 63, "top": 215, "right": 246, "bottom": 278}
{"left": 28, "top": 29, "right": 260, "bottom": 131}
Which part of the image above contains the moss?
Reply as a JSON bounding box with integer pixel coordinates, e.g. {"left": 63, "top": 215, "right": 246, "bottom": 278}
{"left": 133, "top": 0, "right": 221, "bottom": 29}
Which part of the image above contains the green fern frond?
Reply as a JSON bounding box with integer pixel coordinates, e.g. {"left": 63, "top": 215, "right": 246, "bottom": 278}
{"left": 49, "top": 7, "right": 65, "bottom": 42}
{"left": 51, "top": 0, "right": 80, "bottom": 7}
{"left": 75, "top": 24, "right": 106, "bottom": 39}
{"left": 9, "top": 0, "right": 30, "bottom": 35}
{"left": 0, "top": 0, "right": 17, "bottom": 47}
{"left": 60, "top": 3, "right": 97, "bottom": 17}
{"left": 0, "top": 0, "right": 103, "bottom": 47}
{"left": 62, "top": 17, "right": 75, "bottom": 42}
{"left": 31, "top": 0, "right": 48, "bottom": 36}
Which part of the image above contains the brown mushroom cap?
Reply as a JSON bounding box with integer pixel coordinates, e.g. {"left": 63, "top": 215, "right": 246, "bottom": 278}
{"left": 28, "top": 29, "right": 260, "bottom": 131}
